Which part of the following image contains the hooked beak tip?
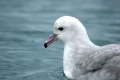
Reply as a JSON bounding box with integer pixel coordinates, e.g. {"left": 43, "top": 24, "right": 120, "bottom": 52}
{"left": 44, "top": 43, "right": 48, "bottom": 48}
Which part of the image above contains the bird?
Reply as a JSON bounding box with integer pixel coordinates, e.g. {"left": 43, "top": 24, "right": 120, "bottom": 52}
{"left": 44, "top": 16, "right": 120, "bottom": 80}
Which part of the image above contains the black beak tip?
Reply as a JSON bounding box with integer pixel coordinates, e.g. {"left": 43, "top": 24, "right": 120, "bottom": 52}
{"left": 44, "top": 43, "right": 48, "bottom": 48}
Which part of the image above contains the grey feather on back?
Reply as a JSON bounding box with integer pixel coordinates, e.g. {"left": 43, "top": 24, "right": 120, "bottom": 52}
{"left": 74, "top": 44, "right": 120, "bottom": 80}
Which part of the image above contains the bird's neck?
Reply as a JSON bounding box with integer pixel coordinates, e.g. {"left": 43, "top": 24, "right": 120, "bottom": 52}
{"left": 63, "top": 36, "right": 98, "bottom": 79}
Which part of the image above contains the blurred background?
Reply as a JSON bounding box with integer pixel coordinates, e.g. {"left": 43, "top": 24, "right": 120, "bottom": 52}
{"left": 0, "top": 0, "right": 120, "bottom": 80}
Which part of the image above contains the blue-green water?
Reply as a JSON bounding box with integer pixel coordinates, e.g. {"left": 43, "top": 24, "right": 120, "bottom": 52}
{"left": 0, "top": 0, "right": 120, "bottom": 80}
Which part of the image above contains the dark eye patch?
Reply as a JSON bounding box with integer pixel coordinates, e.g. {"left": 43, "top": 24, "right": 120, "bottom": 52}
{"left": 58, "top": 27, "right": 64, "bottom": 31}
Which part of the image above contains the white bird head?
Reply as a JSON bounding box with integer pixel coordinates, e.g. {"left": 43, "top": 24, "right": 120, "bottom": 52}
{"left": 44, "top": 16, "right": 88, "bottom": 48}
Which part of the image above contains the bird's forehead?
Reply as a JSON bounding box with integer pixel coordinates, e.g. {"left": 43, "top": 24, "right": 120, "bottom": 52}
{"left": 54, "top": 18, "right": 72, "bottom": 28}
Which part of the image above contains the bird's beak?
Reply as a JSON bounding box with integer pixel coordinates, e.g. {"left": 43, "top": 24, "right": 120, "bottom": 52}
{"left": 44, "top": 34, "right": 57, "bottom": 48}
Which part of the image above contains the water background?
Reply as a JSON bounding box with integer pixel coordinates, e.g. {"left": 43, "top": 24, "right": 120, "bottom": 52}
{"left": 0, "top": 0, "right": 120, "bottom": 80}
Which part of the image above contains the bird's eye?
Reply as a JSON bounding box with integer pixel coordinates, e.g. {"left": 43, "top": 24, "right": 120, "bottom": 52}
{"left": 58, "top": 27, "right": 64, "bottom": 31}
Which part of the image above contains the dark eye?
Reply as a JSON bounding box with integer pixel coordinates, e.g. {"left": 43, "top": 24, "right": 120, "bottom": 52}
{"left": 58, "top": 27, "right": 64, "bottom": 31}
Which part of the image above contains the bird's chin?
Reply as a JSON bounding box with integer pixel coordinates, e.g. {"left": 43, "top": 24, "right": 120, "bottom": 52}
{"left": 44, "top": 34, "right": 57, "bottom": 48}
